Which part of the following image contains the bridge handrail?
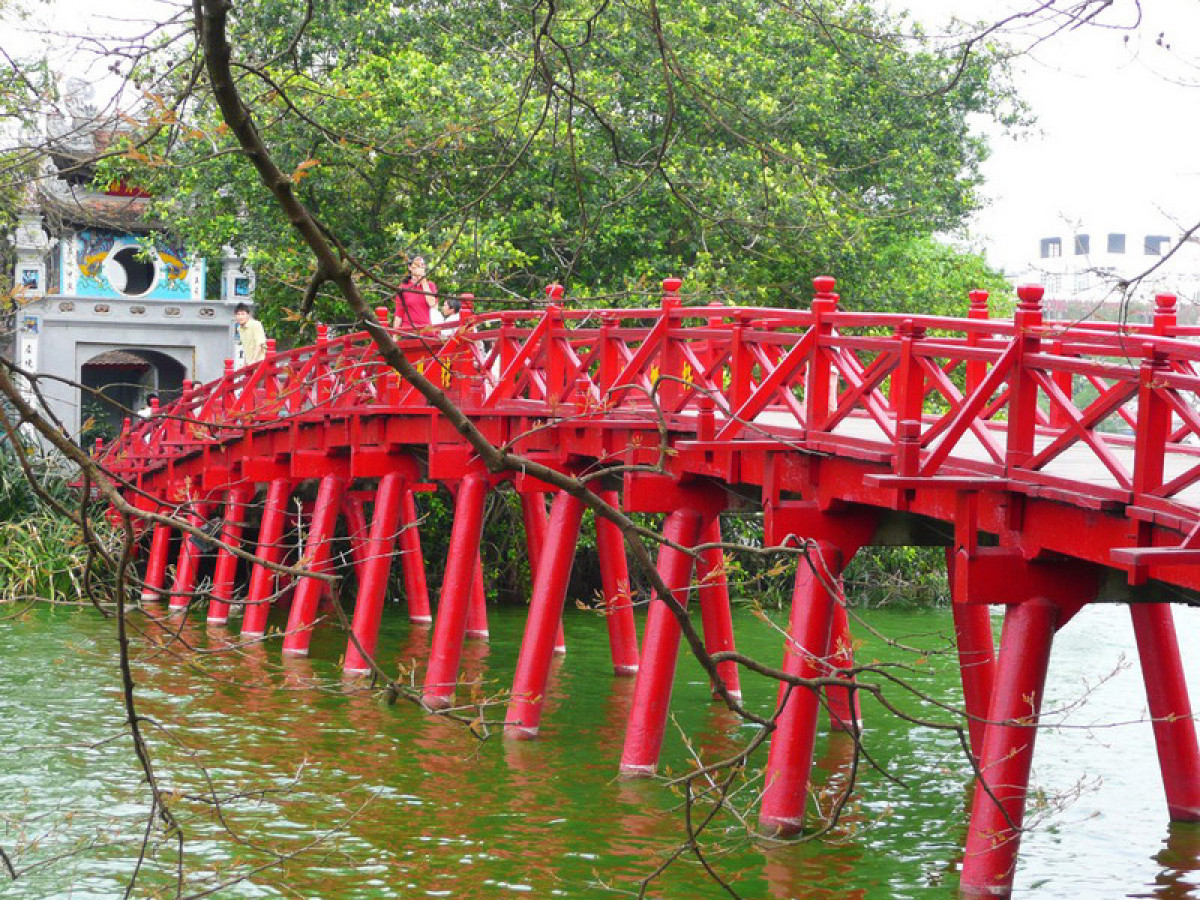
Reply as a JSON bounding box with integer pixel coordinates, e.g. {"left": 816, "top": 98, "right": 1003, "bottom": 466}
{"left": 97, "top": 282, "right": 1200, "bottom": 526}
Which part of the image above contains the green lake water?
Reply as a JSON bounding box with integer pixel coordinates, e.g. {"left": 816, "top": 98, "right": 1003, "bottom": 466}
{"left": 0, "top": 600, "right": 1197, "bottom": 898}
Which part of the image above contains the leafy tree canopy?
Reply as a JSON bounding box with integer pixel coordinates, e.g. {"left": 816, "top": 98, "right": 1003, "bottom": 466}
{"left": 107, "top": 0, "right": 1021, "bottom": 333}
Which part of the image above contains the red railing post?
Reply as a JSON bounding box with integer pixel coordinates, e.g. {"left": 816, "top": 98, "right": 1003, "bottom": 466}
{"left": 1005, "top": 284, "right": 1044, "bottom": 469}
{"left": 892, "top": 318, "right": 927, "bottom": 476}
{"left": 597, "top": 311, "right": 621, "bottom": 404}
{"left": 373, "top": 306, "right": 401, "bottom": 404}
{"left": 545, "top": 297, "right": 567, "bottom": 408}
{"left": 1048, "top": 338, "right": 1074, "bottom": 429}
{"left": 1133, "top": 342, "right": 1171, "bottom": 497}
{"left": 1153, "top": 292, "right": 1178, "bottom": 336}
{"left": 260, "top": 340, "right": 279, "bottom": 411}
{"left": 314, "top": 324, "right": 331, "bottom": 406}
{"left": 221, "top": 359, "right": 236, "bottom": 419}
{"left": 729, "top": 317, "right": 752, "bottom": 419}
{"left": 656, "top": 277, "right": 684, "bottom": 413}
{"left": 806, "top": 276, "right": 838, "bottom": 432}
{"left": 965, "top": 290, "right": 990, "bottom": 394}
{"left": 455, "top": 294, "right": 481, "bottom": 405}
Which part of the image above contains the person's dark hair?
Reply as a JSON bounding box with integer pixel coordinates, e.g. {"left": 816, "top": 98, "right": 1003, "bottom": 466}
{"left": 235, "top": 302, "right": 252, "bottom": 314}
{"left": 444, "top": 296, "right": 461, "bottom": 314}
{"left": 147, "top": 392, "right": 159, "bottom": 402}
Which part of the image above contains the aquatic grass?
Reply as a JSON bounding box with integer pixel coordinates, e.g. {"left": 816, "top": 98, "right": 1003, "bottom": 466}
{"left": 0, "top": 438, "right": 117, "bottom": 605}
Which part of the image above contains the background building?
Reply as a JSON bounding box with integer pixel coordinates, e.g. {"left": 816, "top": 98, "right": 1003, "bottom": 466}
{"left": 1009, "top": 215, "right": 1200, "bottom": 325}
{"left": 6, "top": 108, "right": 255, "bottom": 443}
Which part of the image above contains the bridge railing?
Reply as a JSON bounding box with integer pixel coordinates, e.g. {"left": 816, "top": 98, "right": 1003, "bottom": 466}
{"left": 98, "top": 279, "right": 1200, "bottom": 521}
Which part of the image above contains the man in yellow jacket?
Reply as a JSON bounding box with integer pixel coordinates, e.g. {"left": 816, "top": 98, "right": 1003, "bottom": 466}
{"left": 234, "top": 303, "right": 267, "bottom": 367}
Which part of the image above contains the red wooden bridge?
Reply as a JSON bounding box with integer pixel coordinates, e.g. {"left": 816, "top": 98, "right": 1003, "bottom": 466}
{"left": 98, "top": 276, "right": 1200, "bottom": 897}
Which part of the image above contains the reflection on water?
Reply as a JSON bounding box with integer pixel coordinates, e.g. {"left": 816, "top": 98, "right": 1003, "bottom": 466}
{"left": 0, "top": 602, "right": 1195, "bottom": 897}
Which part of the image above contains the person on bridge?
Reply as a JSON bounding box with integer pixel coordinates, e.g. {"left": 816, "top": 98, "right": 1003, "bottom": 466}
{"left": 438, "top": 295, "right": 461, "bottom": 336}
{"left": 136, "top": 392, "right": 159, "bottom": 419}
{"left": 234, "top": 303, "right": 268, "bottom": 367}
{"left": 392, "top": 256, "right": 439, "bottom": 330}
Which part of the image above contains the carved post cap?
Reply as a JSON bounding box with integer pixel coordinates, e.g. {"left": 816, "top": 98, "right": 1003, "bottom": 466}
{"left": 662, "top": 277, "right": 683, "bottom": 295}
{"left": 968, "top": 290, "right": 990, "bottom": 316}
{"left": 1016, "top": 284, "right": 1045, "bottom": 312}
{"left": 813, "top": 275, "right": 837, "bottom": 295}
{"left": 812, "top": 275, "right": 839, "bottom": 312}
{"left": 459, "top": 293, "right": 475, "bottom": 316}
{"left": 545, "top": 284, "right": 565, "bottom": 302}
{"left": 1155, "top": 293, "right": 1178, "bottom": 313}
{"left": 375, "top": 306, "right": 390, "bottom": 325}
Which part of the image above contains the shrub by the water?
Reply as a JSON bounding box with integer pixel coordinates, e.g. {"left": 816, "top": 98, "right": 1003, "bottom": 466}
{"left": 0, "top": 434, "right": 114, "bottom": 605}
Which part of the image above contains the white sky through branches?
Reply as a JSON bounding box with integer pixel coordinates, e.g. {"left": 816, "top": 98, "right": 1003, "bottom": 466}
{"left": 902, "top": 0, "right": 1200, "bottom": 273}
{"left": 5, "top": 0, "right": 1200, "bottom": 279}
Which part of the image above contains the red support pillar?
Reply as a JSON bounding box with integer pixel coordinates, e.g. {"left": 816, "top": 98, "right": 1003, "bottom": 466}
{"left": 521, "top": 491, "right": 566, "bottom": 654}
{"left": 619, "top": 508, "right": 706, "bottom": 776}
{"left": 209, "top": 486, "right": 252, "bottom": 625}
{"left": 341, "top": 494, "right": 370, "bottom": 584}
{"left": 142, "top": 518, "right": 172, "bottom": 602}
{"left": 282, "top": 474, "right": 347, "bottom": 655}
{"left": 596, "top": 489, "right": 639, "bottom": 675}
{"left": 345, "top": 473, "right": 404, "bottom": 675}
{"left": 947, "top": 548, "right": 998, "bottom": 762}
{"left": 960, "top": 597, "right": 1059, "bottom": 897}
{"left": 505, "top": 491, "right": 587, "bottom": 738}
{"left": 1129, "top": 603, "right": 1200, "bottom": 821}
{"left": 242, "top": 478, "right": 291, "bottom": 637}
{"left": 399, "top": 487, "right": 432, "bottom": 623}
{"left": 696, "top": 516, "right": 741, "bottom": 700}
{"left": 168, "top": 503, "right": 212, "bottom": 612}
{"left": 824, "top": 592, "right": 862, "bottom": 732}
{"left": 422, "top": 472, "right": 488, "bottom": 709}
{"left": 466, "top": 552, "right": 490, "bottom": 640}
{"left": 759, "top": 541, "right": 843, "bottom": 835}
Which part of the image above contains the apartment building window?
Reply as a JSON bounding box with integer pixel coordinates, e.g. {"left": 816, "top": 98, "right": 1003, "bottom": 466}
{"left": 1075, "top": 272, "right": 1090, "bottom": 292}
{"left": 1040, "top": 237, "right": 1062, "bottom": 258}
{"left": 1107, "top": 233, "right": 1126, "bottom": 254}
{"left": 1145, "top": 234, "right": 1171, "bottom": 255}
{"left": 1074, "top": 234, "right": 1090, "bottom": 255}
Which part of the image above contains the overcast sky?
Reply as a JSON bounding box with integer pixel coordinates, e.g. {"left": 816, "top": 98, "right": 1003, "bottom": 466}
{"left": 904, "top": 1, "right": 1200, "bottom": 271}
